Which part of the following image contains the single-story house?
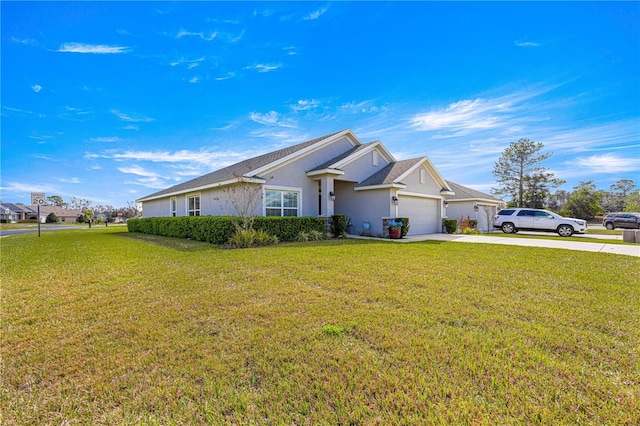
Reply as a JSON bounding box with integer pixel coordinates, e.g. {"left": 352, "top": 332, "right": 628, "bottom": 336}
{"left": 24, "top": 205, "right": 83, "bottom": 223}
{"left": 138, "top": 129, "right": 461, "bottom": 236}
{"left": 443, "top": 181, "right": 505, "bottom": 232}
{"left": 1, "top": 203, "right": 34, "bottom": 222}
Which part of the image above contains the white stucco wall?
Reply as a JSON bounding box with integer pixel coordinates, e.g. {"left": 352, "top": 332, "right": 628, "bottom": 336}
{"left": 340, "top": 149, "right": 390, "bottom": 183}
{"left": 401, "top": 165, "right": 442, "bottom": 194}
{"left": 336, "top": 182, "right": 392, "bottom": 236}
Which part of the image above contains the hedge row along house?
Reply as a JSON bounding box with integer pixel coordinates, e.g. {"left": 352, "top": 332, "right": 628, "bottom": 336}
{"left": 137, "top": 129, "right": 503, "bottom": 236}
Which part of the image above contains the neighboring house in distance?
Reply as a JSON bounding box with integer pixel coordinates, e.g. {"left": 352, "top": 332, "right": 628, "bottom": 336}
{"left": 24, "top": 205, "right": 83, "bottom": 223}
{"left": 444, "top": 181, "right": 505, "bottom": 232}
{"left": 138, "top": 129, "right": 456, "bottom": 237}
{"left": 1, "top": 203, "right": 34, "bottom": 222}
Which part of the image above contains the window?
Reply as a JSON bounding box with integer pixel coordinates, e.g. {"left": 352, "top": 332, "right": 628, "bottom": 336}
{"left": 266, "top": 190, "right": 299, "bottom": 217}
{"left": 373, "top": 151, "right": 379, "bottom": 166}
{"left": 187, "top": 194, "right": 200, "bottom": 216}
{"left": 517, "top": 210, "right": 534, "bottom": 217}
{"left": 170, "top": 197, "right": 177, "bottom": 217}
{"left": 420, "top": 168, "right": 426, "bottom": 184}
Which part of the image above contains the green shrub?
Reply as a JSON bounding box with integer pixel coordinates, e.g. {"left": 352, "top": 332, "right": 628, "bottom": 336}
{"left": 127, "top": 216, "right": 325, "bottom": 244}
{"left": 254, "top": 230, "right": 278, "bottom": 246}
{"left": 397, "top": 217, "right": 410, "bottom": 237}
{"left": 46, "top": 213, "right": 59, "bottom": 223}
{"left": 461, "top": 227, "right": 481, "bottom": 235}
{"left": 228, "top": 229, "right": 257, "bottom": 248}
{"left": 296, "top": 231, "right": 309, "bottom": 242}
{"left": 443, "top": 218, "right": 457, "bottom": 234}
{"left": 330, "top": 215, "right": 347, "bottom": 237}
{"left": 469, "top": 219, "right": 478, "bottom": 229}
{"left": 308, "top": 229, "right": 324, "bottom": 241}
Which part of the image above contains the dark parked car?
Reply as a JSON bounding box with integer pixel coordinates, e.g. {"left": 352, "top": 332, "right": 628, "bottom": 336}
{"left": 602, "top": 212, "right": 640, "bottom": 230}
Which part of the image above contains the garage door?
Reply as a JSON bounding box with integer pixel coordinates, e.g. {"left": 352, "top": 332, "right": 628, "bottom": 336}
{"left": 398, "top": 196, "right": 440, "bottom": 234}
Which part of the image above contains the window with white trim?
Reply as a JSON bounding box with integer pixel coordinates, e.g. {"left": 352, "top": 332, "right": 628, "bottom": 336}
{"left": 265, "top": 190, "right": 299, "bottom": 217}
{"left": 187, "top": 194, "right": 200, "bottom": 216}
{"left": 373, "top": 151, "right": 379, "bottom": 166}
{"left": 170, "top": 197, "right": 177, "bottom": 217}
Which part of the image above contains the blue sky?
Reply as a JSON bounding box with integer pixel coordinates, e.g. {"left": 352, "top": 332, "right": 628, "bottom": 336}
{"left": 2, "top": 1, "right": 639, "bottom": 208}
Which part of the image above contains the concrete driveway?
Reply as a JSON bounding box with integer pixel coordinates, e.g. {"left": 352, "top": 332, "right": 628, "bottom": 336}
{"left": 351, "top": 233, "right": 640, "bottom": 257}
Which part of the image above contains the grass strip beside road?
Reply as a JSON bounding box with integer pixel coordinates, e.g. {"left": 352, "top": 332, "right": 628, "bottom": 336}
{"left": 2, "top": 227, "right": 639, "bottom": 424}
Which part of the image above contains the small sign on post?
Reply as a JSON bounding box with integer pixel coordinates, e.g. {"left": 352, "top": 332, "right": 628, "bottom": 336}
{"left": 31, "top": 192, "right": 46, "bottom": 205}
{"left": 31, "top": 193, "right": 45, "bottom": 237}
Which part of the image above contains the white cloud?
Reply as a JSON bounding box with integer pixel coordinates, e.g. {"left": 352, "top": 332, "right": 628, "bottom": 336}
{"left": 109, "top": 149, "right": 248, "bottom": 166}
{"left": 170, "top": 56, "right": 205, "bottom": 68}
{"left": 215, "top": 72, "right": 235, "bottom": 81}
{"left": 89, "top": 137, "right": 121, "bottom": 143}
{"left": 411, "top": 98, "right": 510, "bottom": 132}
{"left": 31, "top": 84, "right": 42, "bottom": 93}
{"left": 176, "top": 29, "right": 217, "bottom": 41}
{"left": 58, "top": 42, "right": 129, "bottom": 54}
{"left": 250, "top": 111, "right": 296, "bottom": 128}
{"left": 111, "top": 110, "right": 155, "bottom": 123}
{"left": 303, "top": 5, "right": 328, "bottom": 20}
{"left": 12, "top": 37, "right": 38, "bottom": 46}
{"left": 340, "top": 100, "right": 385, "bottom": 114}
{"left": 189, "top": 76, "right": 200, "bottom": 84}
{"left": 283, "top": 46, "right": 299, "bottom": 56}
{"left": 575, "top": 154, "right": 639, "bottom": 174}
{"left": 515, "top": 40, "right": 541, "bottom": 47}
{"left": 0, "top": 181, "right": 57, "bottom": 193}
{"left": 290, "top": 99, "right": 320, "bottom": 112}
{"left": 59, "top": 177, "right": 81, "bottom": 184}
{"left": 117, "top": 165, "right": 160, "bottom": 177}
{"left": 250, "top": 111, "right": 279, "bottom": 125}
{"left": 33, "top": 154, "right": 56, "bottom": 161}
{"left": 244, "top": 63, "right": 282, "bottom": 73}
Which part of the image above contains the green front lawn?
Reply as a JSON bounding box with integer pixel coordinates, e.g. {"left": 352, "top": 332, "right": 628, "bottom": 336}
{"left": 2, "top": 227, "right": 639, "bottom": 424}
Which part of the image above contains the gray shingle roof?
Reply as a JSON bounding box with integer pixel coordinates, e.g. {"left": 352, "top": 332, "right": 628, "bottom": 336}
{"left": 445, "top": 180, "right": 501, "bottom": 201}
{"left": 139, "top": 130, "right": 348, "bottom": 200}
{"left": 356, "top": 158, "right": 424, "bottom": 187}
{"left": 1, "top": 203, "right": 35, "bottom": 213}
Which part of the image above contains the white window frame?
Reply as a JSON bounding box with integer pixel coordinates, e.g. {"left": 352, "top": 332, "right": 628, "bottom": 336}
{"left": 264, "top": 186, "right": 301, "bottom": 217}
{"left": 170, "top": 197, "right": 177, "bottom": 217}
{"left": 186, "top": 193, "right": 201, "bottom": 216}
{"left": 373, "top": 150, "right": 379, "bottom": 166}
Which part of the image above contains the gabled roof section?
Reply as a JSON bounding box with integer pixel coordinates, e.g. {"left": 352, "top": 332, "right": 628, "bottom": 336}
{"left": 355, "top": 159, "right": 417, "bottom": 188}
{"left": 138, "top": 129, "right": 355, "bottom": 202}
{"left": 356, "top": 157, "right": 452, "bottom": 191}
{"left": 445, "top": 180, "right": 502, "bottom": 202}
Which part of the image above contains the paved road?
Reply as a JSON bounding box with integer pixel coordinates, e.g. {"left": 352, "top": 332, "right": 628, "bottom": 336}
{"left": 0, "top": 225, "right": 89, "bottom": 238}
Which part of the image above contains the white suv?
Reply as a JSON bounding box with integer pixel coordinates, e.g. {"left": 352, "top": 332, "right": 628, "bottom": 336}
{"left": 494, "top": 208, "right": 587, "bottom": 237}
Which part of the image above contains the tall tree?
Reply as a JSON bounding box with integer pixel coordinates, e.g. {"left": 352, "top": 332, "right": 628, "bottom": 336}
{"left": 547, "top": 189, "right": 570, "bottom": 212}
{"left": 624, "top": 192, "right": 640, "bottom": 212}
{"left": 560, "top": 181, "right": 604, "bottom": 220}
{"left": 46, "top": 195, "right": 67, "bottom": 208}
{"left": 602, "top": 179, "right": 638, "bottom": 212}
{"left": 69, "top": 197, "right": 92, "bottom": 211}
{"left": 492, "top": 138, "right": 563, "bottom": 207}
